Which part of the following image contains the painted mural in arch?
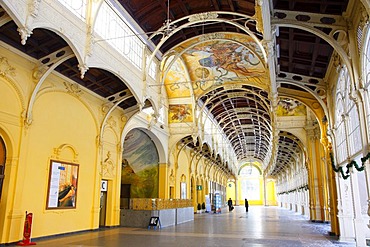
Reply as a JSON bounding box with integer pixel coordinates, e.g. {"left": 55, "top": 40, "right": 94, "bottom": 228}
{"left": 169, "top": 104, "right": 193, "bottom": 123}
{"left": 163, "top": 57, "right": 191, "bottom": 98}
{"left": 163, "top": 33, "right": 267, "bottom": 99}
{"left": 122, "top": 129, "right": 159, "bottom": 198}
{"left": 182, "top": 39, "right": 266, "bottom": 97}
{"left": 276, "top": 98, "right": 306, "bottom": 116}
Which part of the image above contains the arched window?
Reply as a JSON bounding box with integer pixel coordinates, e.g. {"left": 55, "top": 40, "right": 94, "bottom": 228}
{"left": 347, "top": 99, "right": 361, "bottom": 155}
{"left": 240, "top": 165, "right": 261, "bottom": 200}
{"left": 362, "top": 24, "right": 370, "bottom": 140}
{"left": 334, "top": 66, "right": 362, "bottom": 164}
{"left": 0, "top": 137, "right": 6, "bottom": 199}
{"left": 334, "top": 67, "right": 348, "bottom": 163}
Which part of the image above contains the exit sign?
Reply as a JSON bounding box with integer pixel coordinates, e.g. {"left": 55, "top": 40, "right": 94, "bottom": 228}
{"left": 196, "top": 185, "right": 202, "bottom": 190}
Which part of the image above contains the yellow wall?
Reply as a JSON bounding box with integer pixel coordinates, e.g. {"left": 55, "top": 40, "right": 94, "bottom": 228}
{"left": 236, "top": 177, "right": 264, "bottom": 205}
{"left": 0, "top": 47, "right": 123, "bottom": 243}
{"left": 175, "top": 150, "right": 190, "bottom": 199}
{"left": 226, "top": 182, "right": 236, "bottom": 202}
{"left": 266, "top": 180, "right": 277, "bottom": 206}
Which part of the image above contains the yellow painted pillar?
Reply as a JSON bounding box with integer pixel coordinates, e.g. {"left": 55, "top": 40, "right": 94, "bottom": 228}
{"left": 263, "top": 176, "right": 267, "bottom": 206}
{"left": 191, "top": 177, "right": 196, "bottom": 211}
{"left": 314, "top": 138, "right": 326, "bottom": 221}
{"left": 158, "top": 163, "right": 168, "bottom": 199}
{"left": 326, "top": 145, "right": 340, "bottom": 235}
{"left": 197, "top": 186, "right": 202, "bottom": 208}
{"left": 306, "top": 125, "right": 325, "bottom": 221}
{"left": 318, "top": 138, "right": 330, "bottom": 222}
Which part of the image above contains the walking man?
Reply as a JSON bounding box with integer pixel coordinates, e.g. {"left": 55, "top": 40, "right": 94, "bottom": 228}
{"left": 228, "top": 198, "right": 233, "bottom": 211}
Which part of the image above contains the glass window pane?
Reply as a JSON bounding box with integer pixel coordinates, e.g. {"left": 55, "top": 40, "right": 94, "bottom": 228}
{"left": 95, "top": 1, "right": 144, "bottom": 70}
{"left": 58, "top": 0, "right": 87, "bottom": 19}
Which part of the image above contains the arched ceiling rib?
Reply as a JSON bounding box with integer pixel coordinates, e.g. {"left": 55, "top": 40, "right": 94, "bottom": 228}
{"left": 118, "top": 0, "right": 258, "bottom": 53}
{"left": 268, "top": 131, "right": 304, "bottom": 177}
{"left": 0, "top": 0, "right": 351, "bottom": 179}
{"left": 177, "top": 135, "right": 232, "bottom": 174}
{"left": 199, "top": 85, "right": 272, "bottom": 165}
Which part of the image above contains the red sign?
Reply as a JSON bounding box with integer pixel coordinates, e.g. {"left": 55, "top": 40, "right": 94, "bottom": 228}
{"left": 17, "top": 212, "right": 36, "bottom": 246}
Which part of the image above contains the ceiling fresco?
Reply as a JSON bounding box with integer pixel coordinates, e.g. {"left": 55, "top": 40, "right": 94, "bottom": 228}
{"left": 163, "top": 57, "right": 191, "bottom": 98}
{"left": 169, "top": 104, "right": 193, "bottom": 123}
{"left": 164, "top": 33, "right": 268, "bottom": 99}
{"left": 276, "top": 98, "right": 307, "bottom": 117}
{"left": 0, "top": 0, "right": 349, "bottom": 178}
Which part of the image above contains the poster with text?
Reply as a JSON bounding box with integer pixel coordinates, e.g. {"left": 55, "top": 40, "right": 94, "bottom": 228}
{"left": 46, "top": 160, "right": 79, "bottom": 209}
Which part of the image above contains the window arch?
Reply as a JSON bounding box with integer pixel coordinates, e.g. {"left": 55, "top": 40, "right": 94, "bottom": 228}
{"left": 334, "top": 66, "right": 362, "bottom": 164}
{"left": 0, "top": 136, "right": 6, "bottom": 199}
{"left": 334, "top": 67, "right": 348, "bottom": 163}
{"left": 362, "top": 24, "right": 370, "bottom": 140}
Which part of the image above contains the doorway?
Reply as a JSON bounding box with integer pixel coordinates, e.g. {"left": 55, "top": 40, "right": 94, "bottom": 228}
{"left": 169, "top": 186, "right": 174, "bottom": 199}
{"left": 120, "top": 184, "right": 131, "bottom": 209}
{"left": 99, "top": 191, "right": 107, "bottom": 227}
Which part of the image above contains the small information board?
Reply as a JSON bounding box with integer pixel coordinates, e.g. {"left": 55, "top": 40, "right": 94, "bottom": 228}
{"left": 148, "top": 217, "right": 161, "bottom": 230}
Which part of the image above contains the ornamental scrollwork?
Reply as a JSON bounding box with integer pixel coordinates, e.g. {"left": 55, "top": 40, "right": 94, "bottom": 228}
{"left": 0, "top": 57, "right": 16, "bottom": 77}
{"left": 189, "top": 12, "right": 218, "bottom": 22}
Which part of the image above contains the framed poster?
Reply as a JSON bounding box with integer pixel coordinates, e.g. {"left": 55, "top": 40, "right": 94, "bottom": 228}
{"left": 180, "top": 182, "right": 187, "bottom": 199}
{"left": 46, "top": 160, "right": 79, "bottom": 209}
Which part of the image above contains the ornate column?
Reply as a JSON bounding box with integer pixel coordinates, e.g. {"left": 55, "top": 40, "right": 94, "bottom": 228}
{"left": 324, "top": 144, "right": 340, "bottom": 235}
{"left": 306, "top": 124, "right": 325, "bottom": 221}
{"left": 359, "top": 0, "right": 370, "bottom": 16}
{"left": 349, "top": 173, "right": 367, "bottom": 246}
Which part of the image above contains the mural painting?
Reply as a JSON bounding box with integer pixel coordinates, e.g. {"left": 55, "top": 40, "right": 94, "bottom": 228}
{"left": 163, "top": 33, "right": 267, "bottom": 99}
{"left": 169, "top": 104, "right": 193, "bottom": 123}
{"left": 276, "top": 98, "right": 306, "bottom": 116}
{"left": 164, "top": 58, "right": 191, "bottom": 98}
{"left": 178, "top": 34, "right": 266, "bottom": 96}
{"left": 122, "top": 129, "right": 159, "bottom": 198}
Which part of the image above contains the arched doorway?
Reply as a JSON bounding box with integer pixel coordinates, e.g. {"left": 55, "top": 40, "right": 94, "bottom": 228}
{"left": 0, "top": 136, "right": 5, "bottom": 199}
{"left": 239, "top": 163, "right": 263, "bottom": 205}
{"left": 120, "top": 129, "right": 159, "bottom": 207}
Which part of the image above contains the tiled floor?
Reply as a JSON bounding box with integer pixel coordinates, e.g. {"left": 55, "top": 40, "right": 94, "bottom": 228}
{"left": 21, "top": 206, "right": 355, "bottom": 247}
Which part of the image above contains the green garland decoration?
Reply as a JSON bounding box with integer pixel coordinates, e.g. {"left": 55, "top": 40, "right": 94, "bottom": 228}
{"left": 276, "top": 152, "right": 370, "bottom": 193}
{"left": 330, "top": 151, "right": 370, "bottom": 180}
{"left": 277, "top": 184, "right": 309, "bottom": 195}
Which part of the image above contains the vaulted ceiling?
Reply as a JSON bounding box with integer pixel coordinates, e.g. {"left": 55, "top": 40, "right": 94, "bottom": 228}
{"left": 0, "top": 0, "right": 351, "bottom": 177}
{"left": 117, "top": 0, "right": 349, "bottom": 175}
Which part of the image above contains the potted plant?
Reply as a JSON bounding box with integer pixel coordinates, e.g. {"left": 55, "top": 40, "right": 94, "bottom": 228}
{"left": 201, "top": 202, "right": 206, "bottom": 213}
{"left": 197, "top": 203, "right": 201, "bottom": 214}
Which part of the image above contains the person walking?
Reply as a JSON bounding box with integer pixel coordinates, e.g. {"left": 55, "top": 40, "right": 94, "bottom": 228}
{"left": 245, "top": 198, "right": 249, "bottom": 212}
{"left": 227, "top": 198, "right": 233, "bottom": 211}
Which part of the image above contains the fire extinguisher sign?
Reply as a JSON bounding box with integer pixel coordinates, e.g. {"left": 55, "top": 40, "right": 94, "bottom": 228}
{"left": 17, "top": 211, "right": 36, "bottom": 246}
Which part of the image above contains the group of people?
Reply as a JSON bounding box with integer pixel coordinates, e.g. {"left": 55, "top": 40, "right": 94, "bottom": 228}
{"left": 227, "top": 198, "right": 249, "bottom": 212}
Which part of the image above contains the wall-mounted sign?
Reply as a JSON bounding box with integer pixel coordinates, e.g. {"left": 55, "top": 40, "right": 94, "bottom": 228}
{"left": 196, "top": 185, "right": 202, "bottom": 190}
{"left": 46, "top": 160, "right": 79, "bottom": 209}
{"left": 101, "top": 180, "right": 108, "bottom": 192}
